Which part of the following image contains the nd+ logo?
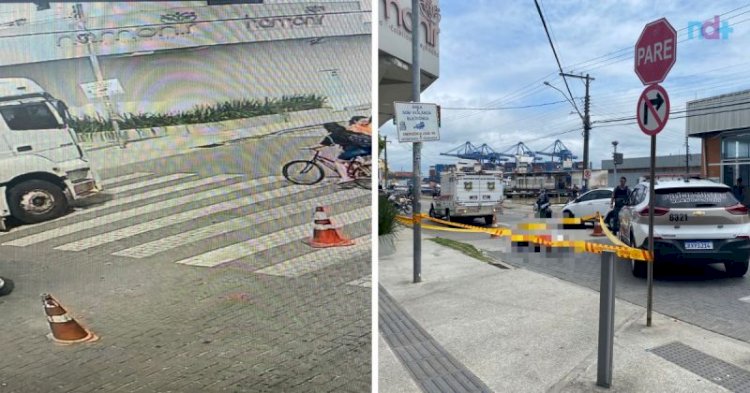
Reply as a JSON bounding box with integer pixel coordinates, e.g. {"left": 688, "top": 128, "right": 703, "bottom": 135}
{"left": 688, "top": 15, "right": 733, "bottom": 40}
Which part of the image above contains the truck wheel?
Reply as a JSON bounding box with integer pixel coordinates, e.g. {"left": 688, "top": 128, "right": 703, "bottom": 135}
{"left": 0, "top": 277, "right": 14, "bottom": 296}
{"left": 725, "top": 259, "right": 748, "bottom": 277}
{"left": 484, "top": 215, "right": 494, "bottom": 226}
{"left": 8, "top": 179, "right": 68, "bottom": 224}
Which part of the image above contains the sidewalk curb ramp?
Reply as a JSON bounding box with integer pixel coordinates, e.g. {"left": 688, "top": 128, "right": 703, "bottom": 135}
{"left": 41, "top": 294, "right": 98, "bottom": 345}
{"left": 303, "top": 206, "right": 355, "bottom": 248}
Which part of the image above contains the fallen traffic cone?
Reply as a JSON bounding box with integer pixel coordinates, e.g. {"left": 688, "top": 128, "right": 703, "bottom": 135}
{"left": 591, "top": 220, "right": 606, "bottom": 237}
{"left": 41, "top": 294, "right": 98, "bottom": 345}
{"left": 489, "top": 215, "right": 502, "bottom": 238}
{"left": 303, "top": 206, "right": 355, "bottom": 248}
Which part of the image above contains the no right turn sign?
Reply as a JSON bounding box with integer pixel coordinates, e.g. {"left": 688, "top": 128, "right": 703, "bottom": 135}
{"left": 637, "top": 84, "right": 670, "bottom": 136}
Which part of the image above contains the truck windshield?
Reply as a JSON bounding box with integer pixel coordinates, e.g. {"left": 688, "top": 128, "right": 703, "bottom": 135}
{"left": 0, "top": 102, "right": 61, "bottom": 130}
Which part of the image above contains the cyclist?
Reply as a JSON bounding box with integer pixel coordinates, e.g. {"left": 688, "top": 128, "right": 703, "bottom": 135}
{"left": 321, "top": 120, "right": 372, "bottom": 183}
{"left": 608, "top": 176, "right": 630, "bottom": 232}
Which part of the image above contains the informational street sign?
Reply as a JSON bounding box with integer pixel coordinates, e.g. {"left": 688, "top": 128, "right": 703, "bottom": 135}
{"left": 79, "top": 79, "right": 124, "bottom": 99}
{"left": 634, "top": 18, "right": 677, "bottom": 85}
{"left": 394, "top": 102, "right": 440, "bottom": 143}
{"left": 583, "top": 169, "right": 592, "bottom": 180}
{"left": 637, "top": 84, "right": 670, "bottom": 136}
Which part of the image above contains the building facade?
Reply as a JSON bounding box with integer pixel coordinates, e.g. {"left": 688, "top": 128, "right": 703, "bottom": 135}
{"left": 378, "top": 0, "right": 439, "bottom": 126}
{"left": 687, "top": 89, "right": 750, "bottom": 186}
{"left": 601, "top": 154, "right": 702, "bottom": 187}
{"left": 0, "top": 1, "right": 371, "bottom": 119}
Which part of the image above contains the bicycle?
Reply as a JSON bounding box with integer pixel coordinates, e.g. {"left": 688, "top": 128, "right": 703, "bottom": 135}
{"left": 282, "top": 145, "right": 372, "bottom": 189}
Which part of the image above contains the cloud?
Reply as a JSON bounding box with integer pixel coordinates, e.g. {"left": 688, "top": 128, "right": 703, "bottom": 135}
{"left": 380, "top": 1, "right": 750, "bottom": 176}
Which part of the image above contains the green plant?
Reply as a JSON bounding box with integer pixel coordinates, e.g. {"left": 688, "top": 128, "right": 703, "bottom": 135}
{"left": 69, "top": 94, "right": 328, "bottom": 133}
{"left": 379, "top": 195, "right": 399, "bottom": 236}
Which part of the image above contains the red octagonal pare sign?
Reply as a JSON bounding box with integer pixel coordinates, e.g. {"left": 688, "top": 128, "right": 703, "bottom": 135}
{"left": 634, "top": 18, "right": 677, "bottom": 85}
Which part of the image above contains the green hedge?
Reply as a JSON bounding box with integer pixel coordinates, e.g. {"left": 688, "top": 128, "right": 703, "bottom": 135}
{"left": 69, "top": 94, "right": 327, "bottom": 133}
{"left": 379, "top": 195, "right": 399, "bottom": 236}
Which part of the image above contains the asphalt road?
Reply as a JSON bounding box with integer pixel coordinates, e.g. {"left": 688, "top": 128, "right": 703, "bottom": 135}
{"left": 0, "top": 134, "right": 371, "bottom": 393}
{"left": 415, "top": 197, "right": 750, "bottom": 344}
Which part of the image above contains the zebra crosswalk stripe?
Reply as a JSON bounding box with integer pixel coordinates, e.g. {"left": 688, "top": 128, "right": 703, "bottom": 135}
{"left": 105, "top": 173, "right": 195, "bottom": 194}
{"left": 175, "top": 206, "right": 372, "bottom": 267}
{"left": 3, "top": 176, "right": 283, "bottom": 247}
{"left": 255, "top": 235, "right": 372, "bottom": 277}
{"left": 6, "top": 175, "right": 244, "bottom": 235}
{"left": 113, "top": 188, "right": 368, "bottom": 258}
{"left": 347, "top": 275, "right": 372, "bottom": 288}
{"left": 54, "top": 184, "right": 323, "bottom": 252}
{"left": 100, "top": 172, "right": 152, "bottom": 186}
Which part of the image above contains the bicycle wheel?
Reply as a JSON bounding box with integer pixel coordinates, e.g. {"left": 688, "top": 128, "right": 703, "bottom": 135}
{"left": 350, "top": 162, "right": 372, "bottom": 190}
{"left": 282, "top": 160, "right": 325, "bottom": 185}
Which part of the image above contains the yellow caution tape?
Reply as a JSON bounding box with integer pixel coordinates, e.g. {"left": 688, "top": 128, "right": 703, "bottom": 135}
{"left": 394, "top": 213, "right": 653, "bottom": 262}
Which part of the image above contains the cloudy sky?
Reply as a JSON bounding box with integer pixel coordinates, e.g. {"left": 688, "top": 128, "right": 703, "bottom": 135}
{"left": 379, "top": 0, "right": 750, "bottom": 174}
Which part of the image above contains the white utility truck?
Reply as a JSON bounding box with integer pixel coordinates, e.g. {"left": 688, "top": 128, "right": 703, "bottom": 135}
{"left": 0, "top": 78, "right": 101, "bottom": 230}
{"left": 429, "top": 167, "right": 505, "bottom": 225}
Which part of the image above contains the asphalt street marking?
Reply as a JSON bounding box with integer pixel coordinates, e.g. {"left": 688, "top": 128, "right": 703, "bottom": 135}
{"left": 85, "top": 175, "right": 245, "bottom": 213}
{"left": 256, "top": 235, "right": 371, "bottom": 277}
{"left": 3, "top": 176, "right": 281, "bottom": 247}
{"left": 347, "top": 275, "right": 371, "bottom": 288}
{"left": 105, "top": 173, "right": 195, "bottom": 194}
{"left": 740, "top": 296, "right": 750, "bottom": 304}
{"left": 100, "top": 172, "right": 152, "bottom": 186}
{"left": 176, "top": 206, "right": 371, "bottom": 267}
{"left": 113, "top": 188, "right": 367, "bottom": 258}
{"left": 55, "top": 184, "right": 319, "bottom": 251}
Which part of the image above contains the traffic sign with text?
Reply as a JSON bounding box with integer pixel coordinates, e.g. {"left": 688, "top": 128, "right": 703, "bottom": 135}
{"left": 635, "top": 18, "right": 677, "bottom": 85}
{"left": 394, "top": 102, "right": 440, "bottom": 143}
{"left": 637, "top": 84, "right": 670, "bottom": 136}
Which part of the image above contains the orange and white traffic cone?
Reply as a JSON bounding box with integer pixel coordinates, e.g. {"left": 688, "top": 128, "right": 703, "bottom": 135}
{"left": 591, "top": 220, "right": 606, "bottom": 237}
{"left": 303, "top": 206, "right": 355, "bottom": 248}
{"left": 41, "top": 294, "right": 98, "bottom": 345}
{"left": 490, "top": 215, "right": 502, "bottom": 238}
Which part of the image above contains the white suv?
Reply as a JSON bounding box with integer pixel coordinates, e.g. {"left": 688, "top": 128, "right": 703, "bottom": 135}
{"left": 618, "top": 179, "right": 750, "bottom": 278}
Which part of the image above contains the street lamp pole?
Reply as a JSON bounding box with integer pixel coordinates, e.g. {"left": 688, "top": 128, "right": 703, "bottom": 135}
{"left": 612, "top": 141, "right": 618, "bottom": 186}
{"left": 548, "top": 73, "right": 594, "bottom": 190}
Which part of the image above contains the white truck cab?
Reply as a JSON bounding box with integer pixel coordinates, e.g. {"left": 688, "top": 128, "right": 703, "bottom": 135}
{"left": 0, "top": 78, "right": 101, "bottom": 229}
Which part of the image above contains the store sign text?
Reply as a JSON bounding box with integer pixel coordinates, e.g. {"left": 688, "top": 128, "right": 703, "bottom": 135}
{"left": 245, "top": 14, "right": 325, "bottom": 30}
{"left": 381, "top": 0, "right": 440, "bottom": 53}
{"left": 57, "top": 23, "right": 196, "bottom": 47}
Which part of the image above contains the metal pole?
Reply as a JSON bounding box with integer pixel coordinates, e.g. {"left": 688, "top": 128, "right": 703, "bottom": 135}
{"left": 384, "top": 136, "right": 389, "bottom": 189}
{"left": 612, "top": 142, "right": 618, "bottom": 186}
{"left": 583, "top": 74, "right": 591, "bottom": 190}
{"left": 411, "top": 0, "right": 421, "bottom": 284}
{"left": 77, "top": 3, "right": 125, "bottom": 149}
{"left": 597, "top": 250, "right": 616, "bottom": 388}
{"left": 647, "top": 135, "right": 656, "bottom": 326}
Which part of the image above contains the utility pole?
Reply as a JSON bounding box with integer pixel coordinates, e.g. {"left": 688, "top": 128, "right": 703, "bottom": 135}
{"left": 560, "top": 72, "right": 594, "bottom": 190}
{"left": 411, "top": 0, "right": 422, "bottom": 284}
{"left": 74, "top": 3, "right": 125, "bottom": 149}
{"left": 685, "top": 135, "right": 690, "bottom": 179}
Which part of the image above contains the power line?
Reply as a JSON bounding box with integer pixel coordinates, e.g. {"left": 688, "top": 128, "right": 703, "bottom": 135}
{"left": 441, "top": 99, "right": 572, "bottom": 111}
{"left": 534, "top": 0, "right": 579, "bottom": 115}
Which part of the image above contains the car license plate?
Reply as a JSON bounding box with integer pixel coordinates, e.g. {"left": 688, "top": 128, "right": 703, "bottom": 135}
{"left": 684, "top": 241, "right": 713, "bottom": 250}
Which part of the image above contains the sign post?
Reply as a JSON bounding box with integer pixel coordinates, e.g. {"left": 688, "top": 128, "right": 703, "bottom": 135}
{"left": 635, "top": 17, "right": 677, "bottom": 327}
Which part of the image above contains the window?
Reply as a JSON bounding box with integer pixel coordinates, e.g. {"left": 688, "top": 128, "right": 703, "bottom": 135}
{"left": 0, "top": 103, "right": 60, "bottom": 130}
{"left": 591, "top": 190, "right": 612, "bottom": 200}
{"left": 630, "top": 186, "right": 645, "bottom": 205}
{"left": 655, "top": 187, "right": 738, "bottom": 208}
